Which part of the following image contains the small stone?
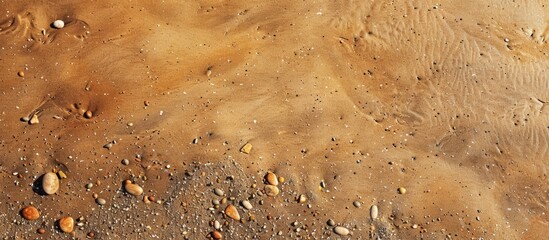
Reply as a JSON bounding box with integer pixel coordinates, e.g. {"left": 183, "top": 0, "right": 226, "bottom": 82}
{"left": 84, "top": 110, "right": 93, "bottom": 119}
{"left": 124, "top": 180, "right": 143, "bottom": 196}
{"left": 298, "top": 194, "right": 307, "bottom": 203}
{"left": 278, "top": 176, "right": 285, "bottom": 183}
{"left": 17, "top": 71, "right": 24, "bottom": 77}
{"left": 353, "top": 201, "right": 362, "bottom": 208}
{"left": 211, "top": 231, "right": 222, "bottom": 239}
{"left": 327, "top": 219, "right": 335, "bottom": 226}
{"left": 143, "top": 195, "right": 151, "bottom": 204}
{"left": 214, "top": 220, "right": 221, "bottom": 229}
{"left": 240, "top": 143, "right": 252, "bottom": 154}
{"left": 225, "top": 204, "right": 240, "bottom": 221}
{"left": 42, "top": 172, "right": 59, "bottom": 195}
{"left": 241, "top": 200, "right": 253, "bottom": 210}
{"left": 20, "top": 116, "right": 30, "bottom": 122}
{"left": 412, "top": 224, "right": 418, "bottom": 229}
{"left": 103, "top": 143, "right": 113, "bottom": 149}
{"left": 29, "top": 114, "right": 39, "bottom": 125}
{"left": 86, "top": 183, "right": 93, "bottom": 189}
{"left": 264, "top": 185, "right": 280, "bottom": 197}
{"left": 370, "top": 205, "right": 379, "bottom": 220}
{"left": 87, "top": 231, "right": 95, "bottom": 238}
{"left": 21, "top": 206, "right": 40, "bottom": 220}
{"left": 96, "top": 198, "right": 106, "bottom": 205}
{"left": 57, "top": 170, "right": 67, "bottom": 179}
{"left": 59, "top": 216, "right": 74, "bottom": 233}
{"left": 37, "top": 228, "right": 45, "bottom": 234}
{"left": 265, "top": 172, "right": 278, "bottom": 186}
{"left": 122, "top": 159, "right": 130, "bottom": 165}
{"left": 334, "top": 226, "right": 350, "bottom": 236}
{"left": 398, "top": 187, "right": 407, "bottom": 194}
{"left": 52, "top": 20, "right": 65, "bottom": 29}
{"left": 214, "top": 188, "right": 224, "bottom": 196}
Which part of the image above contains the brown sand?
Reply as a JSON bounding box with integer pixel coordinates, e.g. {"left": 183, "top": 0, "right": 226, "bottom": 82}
{"left": 1, "top": 0, "right": 548, "bottom": 239}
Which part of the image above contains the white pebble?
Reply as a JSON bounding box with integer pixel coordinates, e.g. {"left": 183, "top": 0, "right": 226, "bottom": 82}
{"left": 52, "top": 20, "right": 65, "bottom": 29}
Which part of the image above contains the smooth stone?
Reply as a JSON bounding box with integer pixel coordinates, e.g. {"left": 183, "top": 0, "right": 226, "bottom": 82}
{"left": 52, "top": 20, "right": 65, "bottom": 29}
{"left": 84, "top": 110, "right": 93, "bottom": 119}
{"left": 240, "top": 143, "right": 252, "bottom": 154}
{"left": 42, "top": 172, "right": 59, "bottom": 195}
{"left": 211, "top": 231, "right": 222, "bottom": 239}
{"left": 59, "top": 217, "right": 74, "bottom": 233}
{"left": 264, "top": 185, "right": 280, "bottom": 197}
{"left": 398, "top": 187, "right": 407, "bottom": 194}
{"left": 265, "top": 172, "right": 278, "bottom": 186}
{"left": 370, "top": 205, "right": 379, "bottom": 220}
{"left": 20, "top": 116, "right": 30, "bottom": 122}
{"left": 353, "top": 201, "right": 362, "bottom": 208}
{"left": 214, "top": 220, "right": 221, "bottom": 229}
{"left": 17, "top": 71, "right": 24, "bottom": 77}
{"left": 298, "top": 194, "right": 307, "bottom": 203}
{"left": 327, "top": 219, "right": 335, "bottom": 226}
{"left": 21, "top": 206, "right": 40, "bottom": 220}
{"left": 124, "top": 180, "right": 143, "bottom": 196}
{"left": 241, "top": 200, "right": 253, "bottom": 210}
{"left": 96, "top": 198, "right": 106, "bottom": 205}
{"left": 29, "top": 114, "right": 39, "bottom": 125}
{"left": 122, "top": 159, "right": 130, "bottom": 165}
{"left": 334, "top": 226, "right": 350, "bottom": 236}
{"left": 225, "top": 204, "right": 240, "bottom": 221}
{"left": 214, "top": 188, "right": 224, "bottom": 196}
{"left": 86, "top": 183, "right": 93, "bottom": 189}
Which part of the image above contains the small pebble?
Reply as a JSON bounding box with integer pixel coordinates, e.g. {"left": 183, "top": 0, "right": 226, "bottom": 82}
{"left": 241, "top": 200, "right": 253, "bottom": 210}
{"left": 57, "top": 170, "right": 67, "bottom": 179}
{"left": 59, "top": 216, "right": 74, "bottom": 233}
{"left": 370, "top": 205, "right": 379, "bottom": 220}
{"left": 265, "top": 172, "right": 278, "bottom": 186}
{"left": 87, "top": 231, "right": 95, "bottom": 238}
{"left": 211, "top": 231, "right": 222, "bottom": 239}
{"left": 122, "top": 159, "right": 130, "bottom": 165}
{"left": 124, "top": 180, "right": 143, "bottom": 196}
{"left": 52, "top": 20, "right": 65, "bottom": 29}
{"left": 96, "top": 198, "right": 106, "bottom": 205}
{"left": 17, "top": 71, "right": 24, "bottom": 77}
{"left": 104, "top": 143, "right": 113, "bottom": 150}
{"left": 214, "top": 220, "right": 221, "bottom": 229}
{"left": 84, "top": 110, "right": 93, "bottom": 119}
{"left": 21, "top": 206, "right": 40, "bottom": 220}
{"left": 20, "top": 116, "right": 30, "bottom": 122}
{"left": 334, "top": 226, "right": 350, "bottom": 236}
{"left": 214, "top": 188, "right": 224, "bottom": 196}
{"left": 398, "top": 187, "right": 407, "bottom": 194}
{"left": 42, "top": 172, "right": 59, "bottom": 195}
{"left": 327, "top": 219, "right": 335, "bottom": 226}
{"left": 264, "top": 185, "right": 280, "bottom": 197}
{"left": 298, "top": 194, "right": 307, "bottom": 203}
{"left": 86, "top": 183, "right": 93, "bottom": 189}
{"left": 240, "top": 143, "right": 252, "bottom": 154}
{"left": 353, "top": 201, "right": 362, "bottom": 208}
{"left": 29, "top": 114, "right": 39, "bottom": 125}
{"left": 225, "top": 204, "right": 240, "bottom": 221}
{"left": 37, "top": 228, "right": 45, "bottom": 234}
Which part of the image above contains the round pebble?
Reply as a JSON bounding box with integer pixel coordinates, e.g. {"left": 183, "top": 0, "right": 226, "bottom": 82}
{"left": 370, "top": 205, "right": 379, "bottom": 220}
{"left": 265, "top": 172, "right": 278, "bottom": 186}
{"left": 398, "top": 187, "right": 407, "bottom": 194}
{"left": 59, "top": 216, "right": 74, "bottom": 233}
{"left": 17, "top": 71, "right": 24, "bottom": 77}
{"left": 37, "top": 228, "right": 45, "bottom": 234}
{"left": 42, "top": 172, "right": 59, "bottom": 195}
{"left": 96, "top": 198, "right": 106, "bottom": 205}
{"left": 214, "top": 188, "right": 224, "bottom": 196}
{"left": 211, "top": 231, "right": 222, "bottom": 239}
{"left": 214, "top": 220, "right": 221, "bottom": 229}
{"left": 264, "top": 185, "right": 280, "bottom": 197}
{"left": 241, "top": 200, "right": 253, "bottom": 210}
{"left": 86, "top": 183, "right": 93, "bottom": 189}
{"left": 124, "top": 180, "right": 143, "bottom": 196}
{"left": 21, "top": 206, "right": 40, "bottom": 220}
{"left": 84, "top": 110, "right": 93, "bottom": 119}
{"left": 298, "top": 194, "right": 307, "bottom": 203}
{"left": 334, "top": 226, "right": 350, "bottom": 236}
{"left": 327, "top": 219, "right": 335, "bottom": 226}
{"left": 52, "top": 20, "right": 65, "bottom": 29}
{"left": 122, "top": 159, "right": 130, "bottom": 165}
{"left": 225, "top": 204, "right": 240, "bottom": 221}
{"left": 353, "top": 201, "right": 362, "bottom": 208}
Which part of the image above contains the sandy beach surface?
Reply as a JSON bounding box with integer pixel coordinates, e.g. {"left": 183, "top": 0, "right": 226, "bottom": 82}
{"left": 1, "top": 0, "right": 548, "bottom": 239}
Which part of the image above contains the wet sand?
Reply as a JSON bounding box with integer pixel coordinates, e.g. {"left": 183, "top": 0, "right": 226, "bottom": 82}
{"left": 1, "top": 0, "right": 548, "bottom": 239}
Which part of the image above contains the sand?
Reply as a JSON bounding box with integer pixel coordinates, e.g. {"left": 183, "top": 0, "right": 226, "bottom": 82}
{"left": 1, "top": 0, "right": 548, "bottom": 239}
